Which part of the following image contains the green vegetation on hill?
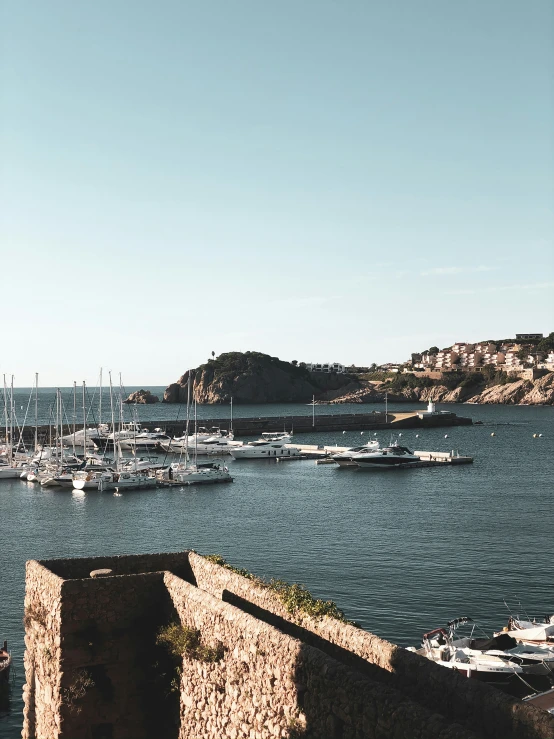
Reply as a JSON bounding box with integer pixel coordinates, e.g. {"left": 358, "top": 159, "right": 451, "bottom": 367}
{"left": 201, "top": 351, "right": 312, "bottom": 381}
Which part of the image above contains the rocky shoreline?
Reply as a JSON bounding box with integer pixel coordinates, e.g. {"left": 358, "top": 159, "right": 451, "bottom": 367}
{"left": 163, "top": 352, "right": 554, "bottom": 407}
{"left": 318, "top": 373, "right": 554, "bottom": 406}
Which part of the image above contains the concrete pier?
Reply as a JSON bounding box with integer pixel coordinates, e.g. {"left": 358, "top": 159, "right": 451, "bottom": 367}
{"left": 10, "top": 409, "right": 472, "bottom": 446}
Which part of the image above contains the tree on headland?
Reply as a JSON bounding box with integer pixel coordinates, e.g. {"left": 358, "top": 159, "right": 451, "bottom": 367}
{"left": 428, "top": 346, "right": 440, "bottom": 355}
{"left": 537, "top": 332, "right": 554, "bottom": 353}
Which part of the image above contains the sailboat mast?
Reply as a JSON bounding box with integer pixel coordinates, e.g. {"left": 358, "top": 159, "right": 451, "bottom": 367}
{"left": 82, "top": 381, "right": 87, "bottom": 453}
{"left": 10, "top": 376, "right": 14, "bottom": 465}
{"left": 194, "top": 398, "right": 198, "bottom": 466}
{"left": 55, "top": 388, "right": 59, "bottom": 464}
{"left": 35, "top": 373, "right": 39, "bottom": 451}
{"left": 109, "top": 371, "right": 118, "bottom": 470}
{"left": 3, "top": 375, "right": 9, "bottom": 464}
{"left": 72, "top": 381, "right": 76, "bottom": 456}
{"left": 184, "top": 372, "right": 191, "bottom": 466}
{"left": 99, "top": 368, "right": 102, "bottom": 428}
{"left": 230, "top": 396, "right": 233, "bottom": 436}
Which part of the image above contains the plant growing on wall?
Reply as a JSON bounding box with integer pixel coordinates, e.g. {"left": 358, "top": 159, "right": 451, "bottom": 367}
{"left": 62, "top": 669, "right": 95, "bottom": 714}
{"left": 156, "top": 623, "right": 224, "bottom": 663}
{"left": 203, "top": 554, "right": 358, "bottom": 626}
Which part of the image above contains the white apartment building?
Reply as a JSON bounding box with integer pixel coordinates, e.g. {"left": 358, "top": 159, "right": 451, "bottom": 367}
{"left": 306, "top": 362, "right": 345, "bottom": 374}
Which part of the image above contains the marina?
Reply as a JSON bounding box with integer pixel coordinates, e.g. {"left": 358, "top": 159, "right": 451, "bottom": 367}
{"left": 0, "top": 399, "right": 552, "bottom": 735}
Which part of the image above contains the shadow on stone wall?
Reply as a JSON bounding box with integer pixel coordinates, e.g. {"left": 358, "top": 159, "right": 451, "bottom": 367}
{"left": 222, "top": 590, "right": 391, "bottom": 686}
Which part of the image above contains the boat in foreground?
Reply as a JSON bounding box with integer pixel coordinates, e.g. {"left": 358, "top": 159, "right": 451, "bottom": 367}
{"left": 0, "top": 641, "right": 11, "bottom": 685}
{"left": 407, "top": 617, "right": 554, "bottom": 689}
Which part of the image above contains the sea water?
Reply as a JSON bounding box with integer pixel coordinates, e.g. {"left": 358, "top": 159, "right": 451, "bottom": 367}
{"left": 0, "top": 398, "right": 552, "bottom": 735}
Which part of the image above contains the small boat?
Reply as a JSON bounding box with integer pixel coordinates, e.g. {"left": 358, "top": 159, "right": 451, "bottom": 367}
{"left": 229, "top": 432, "right": 301, "bottom": 460}
{"left": 354, "top": 444, "right": 419, "bottom": 469}
{"left": 408, "top": 617, "right": 554, "bottom": 687}
{"left": 495, "top": 615, "right": 554, "bottom": 647}
{"left": 160, "top": 461, "right": 233, "bottom": 485}
{"left": 0, "top": 641, "right": 11, "bottom": 685}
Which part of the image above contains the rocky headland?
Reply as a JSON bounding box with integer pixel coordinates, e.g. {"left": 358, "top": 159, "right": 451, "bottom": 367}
{"left": 164, "top": 353, "right": 554, "bottom": 406}
{"left": 124, "top": 389, "right": 159, "bottom": 404}
{"left": 320, "top": 371, "right": 554, "bottom": 406}
{"left": 163, "top": 352, "right": 353, "bottom": 404}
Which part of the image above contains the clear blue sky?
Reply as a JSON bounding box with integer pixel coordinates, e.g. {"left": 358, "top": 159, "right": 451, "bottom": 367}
{"left": 2, "top": 0, "right": 553, "bottom": 386}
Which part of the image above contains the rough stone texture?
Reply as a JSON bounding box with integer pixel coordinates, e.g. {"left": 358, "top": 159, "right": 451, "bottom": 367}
{"left": 301, "top": 374, "right": 554, "bottom": 406}
{"left": 123, "top": 389, "right": 159, "bottom": 404}
{"left": 188, "top": 553, "right": 554, "bottom": 739}
{"left": 21, "top": 551, "right": 554, "bottom": 739}
{"left": 164, "top": 572, "right": 475, "bottom": 739}
{"left": 23, "top": 561, "right": 64, "bottom": 739}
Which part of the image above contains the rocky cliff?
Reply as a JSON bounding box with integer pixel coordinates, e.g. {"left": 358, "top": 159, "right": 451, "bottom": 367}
{"left": 325, "top": 372, "right": 554, "bottom": 406}
{"left": 164, "top": 352, "right": 354, "bottom": 404}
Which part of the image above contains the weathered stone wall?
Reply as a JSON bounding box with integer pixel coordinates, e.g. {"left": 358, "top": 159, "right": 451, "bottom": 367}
{"left": 42, "top": 551, "right": 193, "bottom": 582}
{"left": 23, "top": 561, "right": 64, "bottom": 739}
{"left": 164, "top": 572, "right": 477, "bottom": 739}
{"left": 22, "top": 552, "right": 554, "bottom": 739}
{"left": 188, "top": 552, "right": 554, "bottom": 739}
{"left": 56, "top": 572, "right": 169, "bottom": 739}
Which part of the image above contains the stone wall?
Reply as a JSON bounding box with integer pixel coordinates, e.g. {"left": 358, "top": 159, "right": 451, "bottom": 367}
{"left": 23, "top": 561, "right": 64, "bottom": 739}
{"left": 164, "top": 572, "right": 476, "bottom": 739}
{"left": 22, "top": 551, "right": 554, "bottom": 739}
{"left": 188, "top": 552, "right": 554, "bottom": 739}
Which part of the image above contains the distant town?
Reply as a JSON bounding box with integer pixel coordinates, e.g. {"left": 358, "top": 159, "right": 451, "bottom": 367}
{"left": 306, "top": 332, "right": 554, "bottom": 376}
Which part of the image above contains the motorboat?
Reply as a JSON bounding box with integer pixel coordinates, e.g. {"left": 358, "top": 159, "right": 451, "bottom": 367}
{"left": 495, "top": 615, "right": 554, "bottom": 647}
{"left": 354, "top": 444, "right": 419, "bottom": 469}
{"left": 331, "top": 441, "right": 380, "bottom": 467}
{"left": 229, "top": 432, "right": 301, "bottom": 460}
{"left": 0, "top": 641, "right": 11, "bottom": 685}
{"left": 160, "top": 461, "right": 233, "bottom": 485}
{"left": 118, "top": 432, "right": 171, "bottom": 451}
{"left": 94, "top": 422, "right": 143, "bottom": 449}
{"left": 160, "top": 427, "right": 234, "bottom": 453}
{"left": 61, "top": 425, "right": 109, "bottom": 449}
{"left": 188, "top": 436, "right": 243, "bottom": 456}
{"left": 407, "top": 617, "right": 554, "bottom": 687}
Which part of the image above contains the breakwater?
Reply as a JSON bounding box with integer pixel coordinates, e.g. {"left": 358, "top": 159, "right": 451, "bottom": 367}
{"left": 16, "top": 410, "right": 472, "bottom": 444}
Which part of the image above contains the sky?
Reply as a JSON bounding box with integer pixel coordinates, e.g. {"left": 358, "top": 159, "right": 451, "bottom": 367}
{"left": 1, "top": 0, "right": 553, "bottom": 386}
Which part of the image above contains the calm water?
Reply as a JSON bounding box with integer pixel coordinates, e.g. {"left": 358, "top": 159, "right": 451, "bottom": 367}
{"left": 1, "top": 401, "right": 553, "bottom": 735}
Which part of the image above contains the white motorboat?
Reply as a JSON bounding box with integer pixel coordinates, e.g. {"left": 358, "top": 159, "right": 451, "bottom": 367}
{"left": 160, "top": 427, "right": 234, "bottom": 453}
{"left": 408, "top": 617, "right": 554, "bottom": 687}
{"left": 331, "top": 441, "right": 381, "bottom": 467}
{"left": 495, "top": 615, "right": 554, "bottom": 647}
{"left": 229, "top": 432, "right": 301, "bottom": 460}
{"left": 61, "top": 425, "right": 109, "bottom": 448}
{"left": 354, "top": 444, "right": 420, "bottom": 469}
{"left": 189, "top": 436, "right": 243, "bottom": 456}
{"left": 118, "top": 432, "right": 171, "bottom": 451}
